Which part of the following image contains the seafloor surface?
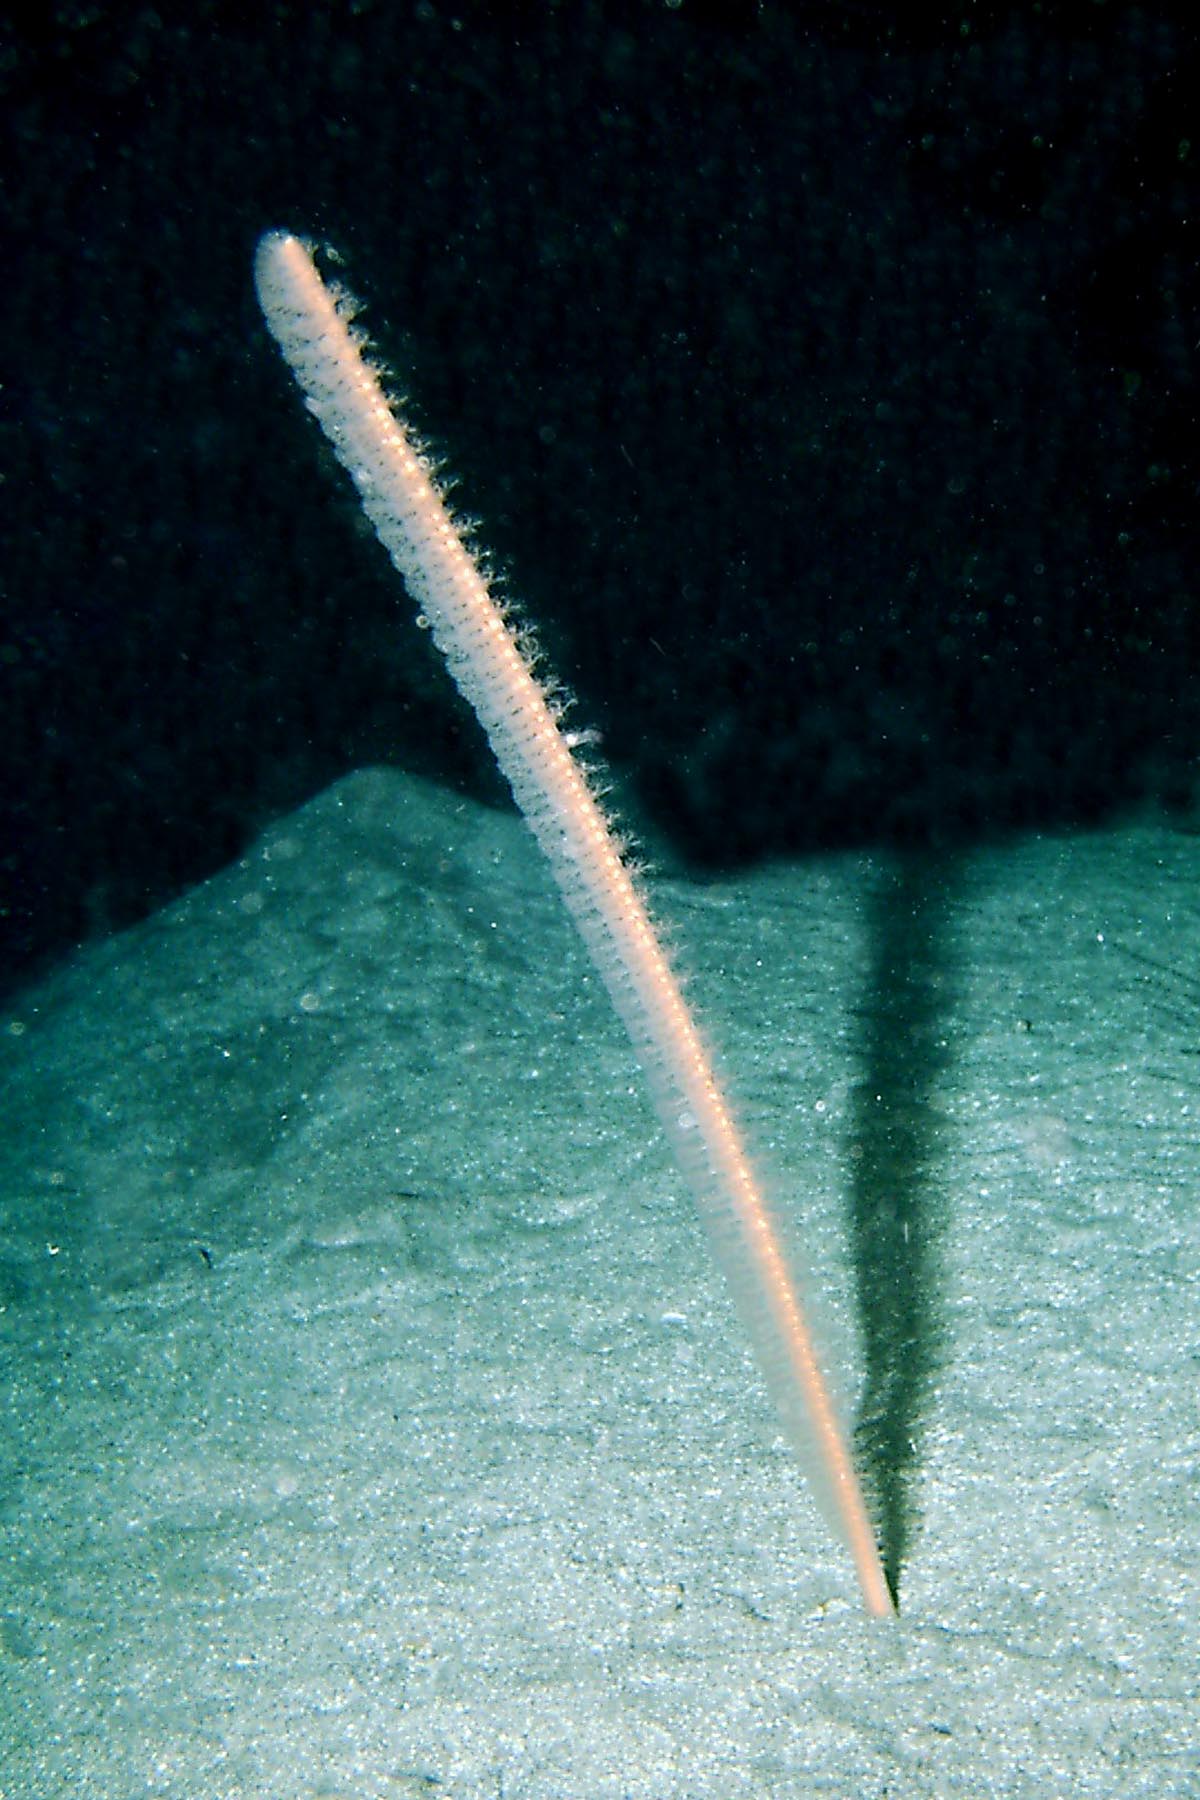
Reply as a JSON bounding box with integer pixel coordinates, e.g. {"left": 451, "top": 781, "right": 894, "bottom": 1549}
{"left": 2, "top": 768, "right": 1195, "bottom": 1797}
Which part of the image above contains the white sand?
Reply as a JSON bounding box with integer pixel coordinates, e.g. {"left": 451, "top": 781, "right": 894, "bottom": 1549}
{"left": 1, "top": 768, "right": 1195, "bottom": 1796}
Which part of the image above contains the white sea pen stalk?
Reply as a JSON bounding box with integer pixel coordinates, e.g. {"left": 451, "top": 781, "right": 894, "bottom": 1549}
{"left": 254, "top": 229, "right": 894, "bottom": 1619}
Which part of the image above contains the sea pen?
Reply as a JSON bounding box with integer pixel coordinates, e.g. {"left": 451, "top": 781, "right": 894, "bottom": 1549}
{"left": 253, "top": 230, "right": 894, "bottom": 1618}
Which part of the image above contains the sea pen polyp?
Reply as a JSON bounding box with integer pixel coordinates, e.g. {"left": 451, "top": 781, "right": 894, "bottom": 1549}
{"left": 253, "top": 229, "right": 894, "bottom": 1618}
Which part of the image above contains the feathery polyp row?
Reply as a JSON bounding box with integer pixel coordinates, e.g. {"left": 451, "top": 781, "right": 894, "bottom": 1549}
{"left": 254, "top": 229, "right": 893, "bottom": 1618}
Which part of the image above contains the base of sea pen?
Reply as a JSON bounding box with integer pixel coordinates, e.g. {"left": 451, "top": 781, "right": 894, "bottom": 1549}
{"left": 1, "top": 767, "right": 1194, "bottom": 1796}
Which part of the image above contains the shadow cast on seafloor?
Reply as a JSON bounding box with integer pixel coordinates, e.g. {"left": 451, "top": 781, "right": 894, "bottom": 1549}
{"left": 848, "top": 851, "right": 957, "bottom": 1608}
